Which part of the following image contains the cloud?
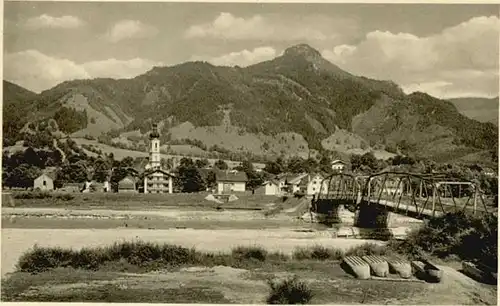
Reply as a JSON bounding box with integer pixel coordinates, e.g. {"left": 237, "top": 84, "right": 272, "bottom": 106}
{"left": 4, "top": 50, "right": 161, "bottom": 93}
{"left": 82, "top": 58, "right": 164, "bottom": 79}
{"left": 185, "top": 12, "right": 357, "bottom": 43}
{"left": 104, "top": 20, "right": 158, "bottom": 43}
{"left": 4, "top": 50, "right": 90, "bottom": 93}
{"left": 322, "top": 16, "right": 499, "bottom": 98}
{"left": 191, "top": 46, "right": 277, "bottom": 67}
{"left": 25, "top": 14, "right": 84, "bottom": 30}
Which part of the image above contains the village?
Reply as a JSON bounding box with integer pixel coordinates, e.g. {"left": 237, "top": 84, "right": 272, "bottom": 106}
{"left": 28, "top": 123, "right": 493, "bottom": 202}
{"left": 30, "top": 123, "right": 352, "bottom": 199}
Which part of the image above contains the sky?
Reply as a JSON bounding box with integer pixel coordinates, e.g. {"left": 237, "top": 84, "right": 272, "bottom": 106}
{"left": 3, "top": 2, "right": 499, "bottom": 99}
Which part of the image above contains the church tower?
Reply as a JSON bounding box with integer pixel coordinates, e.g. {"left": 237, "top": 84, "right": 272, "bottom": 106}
{"left": 149, "top": 123, "right": 161, "bottom": 169}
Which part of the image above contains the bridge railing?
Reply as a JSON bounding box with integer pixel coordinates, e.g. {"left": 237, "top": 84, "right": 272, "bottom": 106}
{"left": 362, "top": 171, "right": 490, "bottom": 217}
{"left": 311, "top": 171, "right": 492, "bottom": 218}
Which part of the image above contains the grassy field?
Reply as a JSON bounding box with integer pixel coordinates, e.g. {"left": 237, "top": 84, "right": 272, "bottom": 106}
{"left": 3, "top": 192, "right": 279, "bottom": 210}
{"left": 2, "top": 242, "right": 496, "bottom": 304}
{"left": 72, "top": 138, "right": 266, "bottom": 168}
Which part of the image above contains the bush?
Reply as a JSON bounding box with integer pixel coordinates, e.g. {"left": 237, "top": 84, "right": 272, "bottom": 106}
{"left": 268, "top": 251, "right": 289, "bottom": 261}
{"left": 16, "top": 241, "right": 198, "bottom": 273}
{"left": 231, "top": 246, "right": 268, "bottom": 262}
{"left": 17, "top": 245, "right": 74, "bottom": 273}
{"left": 14, "top": 191, "right": 52, "bottom": 199}
{"left": 72, "top": 247, "right": 104, "bottom": 270}
{"left": 345, "top": 243, "right": 387, "bottom": 257}
{"left": 388, "top": 212, "right": 498, "bottom": 269}
{"left": 266, "top": 275, "right": 313, "bottom": 304}
{"left": 55, "top": 193, "right": 75, "bottom": 201}
{"left": 292, "top": 245, "right": 343, "bottom": 261}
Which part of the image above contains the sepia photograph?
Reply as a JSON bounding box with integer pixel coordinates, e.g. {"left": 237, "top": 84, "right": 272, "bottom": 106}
{"left": 1, "top": 1, "right": 499, "bottom": 304}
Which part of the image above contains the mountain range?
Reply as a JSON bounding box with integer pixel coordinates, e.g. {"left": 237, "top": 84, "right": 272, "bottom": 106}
{"left": 3, "top": 44, "right": 498, "bottom": 164}
{"left": 448, "top": 97, "right": 499, "bottom": 125}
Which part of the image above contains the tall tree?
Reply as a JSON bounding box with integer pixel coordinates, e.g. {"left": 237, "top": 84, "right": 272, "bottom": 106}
{"left": 5, "top": 163, "right": 41, "bottom": 189}
{"left": 93, "top": 159, "right": 110, "bottom": 182}
{"left": 287, "top": 156, "right": 306, "bottom": 173}
{"left": 214, "top": 159, "right": 228, "bottom": 170}
{"left": 206, "top": 171, "right": 217, "bottom": 189}
{"left": 176, "top": 164, "right": 205, "bottom": 193}
{"left": 179, "top": 157, "right": 195, "bottom": 168}
{"left": 195, "top": 158, "right": 209, "bottom": 169}
{"left": 264, "top": 159, "right": 285, "bottom": 175}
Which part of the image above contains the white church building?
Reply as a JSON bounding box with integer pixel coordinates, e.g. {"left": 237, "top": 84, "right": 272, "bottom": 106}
{"left": 143, "top": 123, "right": 175, "bottom": 194}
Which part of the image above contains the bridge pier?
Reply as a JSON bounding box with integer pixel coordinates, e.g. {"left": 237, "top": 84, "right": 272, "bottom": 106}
{"left": 354, "top": 203, "right": 391, "bottom": 229}
{"left": 313, "top": 199, "right": 343, "bottom": 225}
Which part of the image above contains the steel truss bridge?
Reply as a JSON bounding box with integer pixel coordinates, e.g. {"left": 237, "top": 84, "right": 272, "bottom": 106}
{"left": 312, "top": 171, "right": 494, "bottom": 227}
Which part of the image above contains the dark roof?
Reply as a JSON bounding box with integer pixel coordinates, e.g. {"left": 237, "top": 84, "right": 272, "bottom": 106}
{"left": 37, "top": 172, "right": 56, "bottom": 181}
{"left": 285, "top": 173, "right": 308, "bottom": 185}
{"left": 263, "top": 179, "right": 280, "bottom": 186}
{"left": 215, "top": 171, "right": 248, "bottom": 182}
{"left": 143, "top": 168, "right": 176, "bottom": 177}
{"left": 331, "top": 160, "right": 347, "bottom": 165}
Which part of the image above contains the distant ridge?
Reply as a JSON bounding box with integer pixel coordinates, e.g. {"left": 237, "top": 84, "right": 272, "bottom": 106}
{"left": 3, "top": 44, "right": 498, "bottom": 164}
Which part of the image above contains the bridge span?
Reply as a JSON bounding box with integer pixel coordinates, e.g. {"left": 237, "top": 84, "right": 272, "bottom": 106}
{"left": 311, "top": 171, "right": 492, "bottom": 229}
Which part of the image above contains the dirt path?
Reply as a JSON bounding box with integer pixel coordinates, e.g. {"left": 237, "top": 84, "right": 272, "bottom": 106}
{"left": 1, "top": 228, "right": 384, "bottom": 277}
{"left": 2, "top": 207, "right": 292, "bottom": 221}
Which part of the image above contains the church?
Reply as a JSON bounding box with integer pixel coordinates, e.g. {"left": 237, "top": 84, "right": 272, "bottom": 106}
{"left": 142, "top": 123, "right": 175, "bottom": 194}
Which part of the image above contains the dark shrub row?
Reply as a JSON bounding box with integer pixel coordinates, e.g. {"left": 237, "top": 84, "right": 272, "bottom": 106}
{"left": 17, "top": 241, "right": 198, "bottom": 273}
{"left": 17, "top": 241, "right": 390, "bottom": 273}
{"left": 13, "top": 191, "right": 74, "bottom": 201}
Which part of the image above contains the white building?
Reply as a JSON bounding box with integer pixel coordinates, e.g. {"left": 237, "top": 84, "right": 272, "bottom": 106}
{"left": 381, "top": 179, "right": 404, "bottom": 196}
{"left": 306, "top": 173, "right": 329, "bottom": 196}
{"left": 259, "top": 180, "right": 281, "bottom": 196}
{"left": 33, "top": 173, "right": 54, "bottom": 191}
{"left": 143, "top": 123, "right": 174, "bottom": 194}
{"left": 331, "top": 160, "right": 347, "bottom": 172}
{"left": 215, "top": 170, "right": 248, "bottom": 194}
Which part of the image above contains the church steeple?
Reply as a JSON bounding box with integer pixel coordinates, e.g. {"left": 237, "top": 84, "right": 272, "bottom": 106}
{"left": 150, "top": 123, "right": 160, "bottom": 139}
{"left": 149, "top": 123, "right": 161, "bottom": 169}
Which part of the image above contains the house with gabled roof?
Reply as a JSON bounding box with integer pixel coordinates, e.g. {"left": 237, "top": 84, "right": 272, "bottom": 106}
{"left": 256, "top": 179, "right": 281, "bottom": 196}
{"left": 331, "top": 160, "right": 347, "bottom": 173}
{"left": 143, "top": 168, "right": 175, "bottom": 194}
{"left": 34, "top": 172, "right": 55, "bottom": 191}
{"left": 215, "top": 170, "right": 248, "bottom": 194}
{"left": 299, "top": 173, "right": 329, "bottom": 196}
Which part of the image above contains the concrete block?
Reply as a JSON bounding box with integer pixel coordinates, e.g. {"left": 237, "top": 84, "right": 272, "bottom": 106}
{"left": 388, "top": 258, "right": 412, "bottom": 279}
{"left": 462, "top": 261, "right": 497, "bottom": 284}
{"left": 411, "top": 259, "right": 443, "bottom": 283}
{"left": 362, "top": 255, "right": 390, "bottom": 277}
{"left": 462, "top": 261, "right": 486, "bottom": 282}
{"left": 343, "top": 256, "right": 371, "bottom": 280}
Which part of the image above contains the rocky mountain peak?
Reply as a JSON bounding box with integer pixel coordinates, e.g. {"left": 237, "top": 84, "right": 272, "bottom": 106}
{"left": 283, "top": 44, "right": 322, "bottom": 60}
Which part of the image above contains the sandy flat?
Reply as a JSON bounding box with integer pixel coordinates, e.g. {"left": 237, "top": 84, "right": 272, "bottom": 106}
{"left": 2, "top": 207, "right": 292, "bottom": 221}
{"left": 1, "top": 228, "right": 383, "bottom": 277}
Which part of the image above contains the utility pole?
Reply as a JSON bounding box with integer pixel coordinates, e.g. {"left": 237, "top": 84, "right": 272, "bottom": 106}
{"left": 473, "top": 185, "right": 478, "bottom": 216}
{"left": 432, "top": 184, "right": 437, "bottom": 217}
